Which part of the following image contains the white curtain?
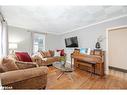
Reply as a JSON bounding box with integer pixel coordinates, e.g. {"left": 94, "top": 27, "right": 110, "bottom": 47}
{"left": 0, "top": 13, "right": 8, "bottom": 89}
{"left": 0, "top": 19, "right": 8, "bottom": 57}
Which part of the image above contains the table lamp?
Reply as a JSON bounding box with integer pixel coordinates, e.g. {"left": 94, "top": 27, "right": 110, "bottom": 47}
{"left": 9, "top": 43, "right": 18, "bottom": 54}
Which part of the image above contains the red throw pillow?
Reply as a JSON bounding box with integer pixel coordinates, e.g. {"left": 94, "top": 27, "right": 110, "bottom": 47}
{"left": 57, "top": 49, "right": 65, "bottom": 56}
{"left": 15, "top": 52, "right": 32, "bottom": 62}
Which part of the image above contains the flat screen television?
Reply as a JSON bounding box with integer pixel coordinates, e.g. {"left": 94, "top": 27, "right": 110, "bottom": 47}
{"left": 65, "top": 36, "right": 78, "bottom": 48}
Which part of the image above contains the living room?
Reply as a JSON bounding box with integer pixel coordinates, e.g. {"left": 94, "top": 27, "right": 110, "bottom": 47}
{"left": 0, "top": 1, "right": 127, "bottom": 94}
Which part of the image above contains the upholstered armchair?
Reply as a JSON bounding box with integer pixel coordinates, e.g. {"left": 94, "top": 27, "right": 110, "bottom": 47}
{"left": 0, "top": 58, "right": 48, "bottom": 89}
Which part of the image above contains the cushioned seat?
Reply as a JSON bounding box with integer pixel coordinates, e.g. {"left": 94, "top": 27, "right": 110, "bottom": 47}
{"left": 47, "top": 57, "right": 60, "bottom": 62}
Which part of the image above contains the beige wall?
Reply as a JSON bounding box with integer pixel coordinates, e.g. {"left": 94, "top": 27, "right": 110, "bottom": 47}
{"left": 45, "top": 34, "right": 63, "bottom": 50}
{"left": 108, "top": 27, "right": 127, "bottom": 70}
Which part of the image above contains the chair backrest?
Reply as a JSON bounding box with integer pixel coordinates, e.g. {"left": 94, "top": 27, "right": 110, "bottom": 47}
{"left": 0, "top": 58, "right": 5, "bottom": 73}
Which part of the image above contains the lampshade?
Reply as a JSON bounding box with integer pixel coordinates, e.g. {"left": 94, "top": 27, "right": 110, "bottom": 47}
{"left": 9, "top": 43, "right": 18, "bottom": 49}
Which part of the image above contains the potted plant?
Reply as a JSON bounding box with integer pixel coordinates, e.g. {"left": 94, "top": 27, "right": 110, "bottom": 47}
{"left": 60, "top": 56, "right": 66, "bottom": 67}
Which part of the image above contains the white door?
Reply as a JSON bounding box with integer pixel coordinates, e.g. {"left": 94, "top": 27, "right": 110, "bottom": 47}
{"left": 108, "top": 27, "right": 127, "bottom": 70}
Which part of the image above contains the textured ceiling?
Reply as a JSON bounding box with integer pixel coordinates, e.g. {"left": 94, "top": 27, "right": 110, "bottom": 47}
{"left": 1, "top": 6, "right": 127, "bottom": 35}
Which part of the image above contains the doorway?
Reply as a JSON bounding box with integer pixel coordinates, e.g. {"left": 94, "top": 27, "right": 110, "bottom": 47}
{"left": 107, "top": 26, "right": 127, "bottom": 73}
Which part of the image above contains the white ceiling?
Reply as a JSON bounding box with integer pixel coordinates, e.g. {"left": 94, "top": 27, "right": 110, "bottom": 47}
{"left": 1, "top": 6, "right": 127, "bottom": 35}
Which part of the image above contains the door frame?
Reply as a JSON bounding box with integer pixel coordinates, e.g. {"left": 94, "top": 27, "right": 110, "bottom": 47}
{"left": 106, "top": 25, "right": 127, "bottom": 74}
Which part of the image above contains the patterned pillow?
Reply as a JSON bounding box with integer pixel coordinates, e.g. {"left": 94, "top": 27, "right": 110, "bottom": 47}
{"left": 40, "top": 51, "right": 46, "bottom": 58}
{"left": 54, "top": 51, "right": 60, "bottom": 56}
{"left": 41, "top": 51, "right": 51, "bottom": 58}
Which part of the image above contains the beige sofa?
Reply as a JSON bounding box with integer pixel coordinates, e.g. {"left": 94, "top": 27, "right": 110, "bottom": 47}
{"left": 32, "top": 50, "right": 66, "bottom": 66}
{"left": 0, "top": 58, "right": 48, "bottom": 89}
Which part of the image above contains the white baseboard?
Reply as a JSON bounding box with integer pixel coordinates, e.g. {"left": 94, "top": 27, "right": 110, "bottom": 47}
{"left": 105, "top": 70, "right": 109, "bottom": 75}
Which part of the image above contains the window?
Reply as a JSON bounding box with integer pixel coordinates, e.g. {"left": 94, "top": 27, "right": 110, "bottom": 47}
{"left": 33, "top": 33, "right": 45, "bottom": 54}
{"left": 0, "top": 21, "right": 2, "bottom": 57}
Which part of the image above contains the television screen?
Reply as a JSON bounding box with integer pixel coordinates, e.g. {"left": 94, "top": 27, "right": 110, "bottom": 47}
{"left": 65, "top": 36, "right": 78, "bottom": 48}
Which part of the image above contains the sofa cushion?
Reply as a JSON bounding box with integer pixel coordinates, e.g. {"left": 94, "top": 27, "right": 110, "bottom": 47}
{"left": 46, "top": 57, "right": 61, "bottom": 63}
{"left": 15, "top": 52, "right": 32, "bottom": 62}
{"left": 0, "top": 58, "right": 19, "bottom": 72}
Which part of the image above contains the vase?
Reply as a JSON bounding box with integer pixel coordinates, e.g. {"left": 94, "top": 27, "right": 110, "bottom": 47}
{"left": 95, "top": 42, "right": 101, "bottom": 49}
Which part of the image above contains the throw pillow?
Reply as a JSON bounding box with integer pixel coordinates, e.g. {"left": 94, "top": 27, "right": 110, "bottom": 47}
{"left": 49, "top": 50, "right": 55, "bottom": 57}
{"left": 1, "top": 58, "right": 19, "bottom": 72}
{"left": 57, "top": 49, "right": 65, "bottom": 56}
{"left": 54, "top": 51, "right": 60, "bottom": 56}
{"left": 38, "top": 52, "right": 44, "bottom": 59}
{"left": 15, "top": 52, "right": 32, "bottom": 62}
{"left": 40, "top": 51, "right": 46, "bottom": 58}
{"left": 42, "top": 51, "right": 51, "bottom": 57}
{"left": 46, "top": 51, "right": 51, "bottom": 57}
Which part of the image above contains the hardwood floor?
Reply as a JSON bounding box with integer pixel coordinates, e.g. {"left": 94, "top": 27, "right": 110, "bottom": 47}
{"left": 46, "top": 66, "right": 127, "bottom": 89}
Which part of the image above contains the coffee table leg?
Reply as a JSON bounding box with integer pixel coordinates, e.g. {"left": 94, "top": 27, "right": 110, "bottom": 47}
{"left": 57, "top": 72, "right": 64, "bottom": 80}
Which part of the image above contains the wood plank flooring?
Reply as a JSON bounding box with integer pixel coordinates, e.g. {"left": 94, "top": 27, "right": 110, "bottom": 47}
{"left": 46, "top": 66, "right": 127, "bottom": 89}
